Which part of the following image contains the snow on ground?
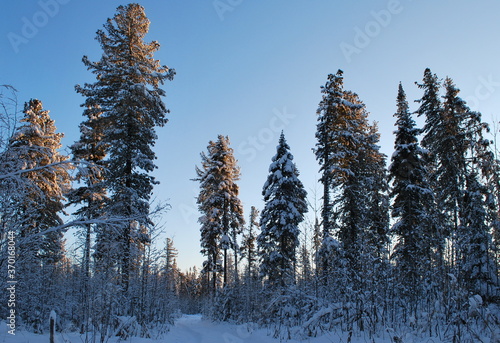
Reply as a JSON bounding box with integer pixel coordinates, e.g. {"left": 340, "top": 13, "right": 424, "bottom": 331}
{"left": 0, "top": 314, "right": 447, "bottom": 343}
{"left": 167, "top": 314, "right": 281, "bottom": 343}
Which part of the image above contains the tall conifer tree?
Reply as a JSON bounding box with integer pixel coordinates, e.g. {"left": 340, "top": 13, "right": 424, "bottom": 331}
{"left": 195, "top": 135, "right": 244, "bottom": 293}
{"left": 258, "top": 132, "right": 307, "bottom": 287}
{"left": 441, "top": 78, "right": 498, "bottom": 298}
{"left": 389, "top": 84, "right": 436, "bottom": 302}
{"left": 75, "top": 3, "right": 175, "bottom": 296}
{"left": 314, "top": 70, "right": 345, "bottom": 241}
{"left": 7, "top": 99, "right": 71, "bottom": 264}
{"left": 415, "top": 68, "right": 449, "bottom": 286}
{"left": 5, "top": 99, "right": 71, "bottom": 328}
{"left": 458, "top": 171, "right": 497, "bottom": 298}
{"left": 314, "top": 71, "right": 356, "bottom": 285}
{"left": 315, "top": 71, "right": 389, "bottom": 294}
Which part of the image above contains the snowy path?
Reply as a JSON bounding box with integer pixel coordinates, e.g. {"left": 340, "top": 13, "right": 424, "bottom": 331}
{"left": 165, "top": 314, "right": 285, "bottom": 343}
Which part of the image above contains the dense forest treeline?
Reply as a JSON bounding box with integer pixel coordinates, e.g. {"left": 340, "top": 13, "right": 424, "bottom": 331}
{"left": 0, "top": 3, "right": 499, "bottom": 342}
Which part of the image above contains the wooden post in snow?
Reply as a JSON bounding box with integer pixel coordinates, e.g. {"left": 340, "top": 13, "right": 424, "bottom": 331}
{"left": 50, "top": 310, "right": 56, "bottom": 343}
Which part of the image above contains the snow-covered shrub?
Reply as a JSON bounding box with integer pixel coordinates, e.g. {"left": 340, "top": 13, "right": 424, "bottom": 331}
{"left": 211, "top": 286, "right": 243, "bottom": 322}
{"left": 259, "top": 286, "right": 317, "bottom": 341}
{"left": 301, "top": 302, "right": 344, "bottom": 337}
{"left": 113, "top": 316, "right": 141, "bottom": 339}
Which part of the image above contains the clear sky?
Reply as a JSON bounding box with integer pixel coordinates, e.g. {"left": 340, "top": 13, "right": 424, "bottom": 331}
{"left": 1, "top": 0, "right": 500, "bottom": 270}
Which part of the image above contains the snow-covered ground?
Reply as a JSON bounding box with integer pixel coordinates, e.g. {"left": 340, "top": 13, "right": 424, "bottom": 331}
{"left": 167, "top": 314, "right": 285, "bottom": 343}
{"left": 0, "top": 314, "right": 450, "bottom": 343}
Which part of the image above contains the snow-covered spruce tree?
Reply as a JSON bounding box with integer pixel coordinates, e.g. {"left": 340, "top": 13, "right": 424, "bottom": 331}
{"left": 314, "top": 71, "right": 390, "bottom": 303}
{"left": 360, "top": 122, "right": 390, "bottom": 266}
{"left": 487, "top": 151, "right": 500, "bottom": 285}
{"left": 442, "top": 76, "right": 493, "bottom": 183}
{"left": 334, "top": 92, "right": 382, "bottom": 278}
{"left": 438, "top": 77, "right": 473, "bottom": 252}
{"left": 357, "top": 121, "right": 391, "bottom": 333}
{"left": 333, "top": 91, "right": 388, "bottom": 282}
{"left": 418, "top": 74, "right": 495, "bottom": 291}
{"left": 314, "top": 71, "right": 344, "bottom": 243}
{"left": 314, "top": 70, "right": 351, "bottom": 291}
{"left": 196, "top": 139, "right": 222, "bottom": 295}
{"left": 6, "top": 100, "right": 71, "bottom": 261}
{"left": 415, "top": 70, "right": 458, "bottom": 282}
{"left": 441, "top": 78, "right": 498, "bottom": 299}
{"left": 314, "top": 73, "right": 391, "bottom": 334}
{"left": 416, "top": 69, "right": 443, "bottom": 156}
{"left": 258, "top": 132, "right": 307, "bottom": 288}
{"left": 3, "top": 99, "right": 71, "bottom": 330}
{"left": 75, "top": 4, "right": 174, "bottom": 299}
{"left": 476, "top": 123, "right": 500, "bottom": 283}
{"left": 458, "top": 171, "right": 497, "bottom": 299}
{"left": 414, "top": 69, "right": 457, "bottom": 305}
{"left": 195, "top": 135, "right": 244, "bottom": 294}
{"left": 335, "top": 92, "right": 390, "bottom": 332}
{"left": 389, "top": 83, "right": 437, "bottom": 310}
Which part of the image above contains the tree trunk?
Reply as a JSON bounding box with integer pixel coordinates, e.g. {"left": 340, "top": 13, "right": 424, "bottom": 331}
{"left": 223, "top": 248, "right": 227, "bottom": 288}
{"left": 122, "top": 158, "right": 133, "bottom": 296}
{"left": 233, "top": 234, "right": 239, "bottom": 285}
{"left": 81, "top": 222, "right": 91, "bottom": 334}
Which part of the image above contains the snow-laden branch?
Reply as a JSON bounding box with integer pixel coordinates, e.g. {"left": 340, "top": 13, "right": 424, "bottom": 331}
{"left": 29, "top": 200, "right": 170, "bottom": 237}
{"left": 0, "top": 160, "right": 96, "bottom": 181}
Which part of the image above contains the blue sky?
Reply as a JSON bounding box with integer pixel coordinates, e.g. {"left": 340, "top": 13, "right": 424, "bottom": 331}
{"left": 2, "top": 0, "right": 500, "bottom": 270}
